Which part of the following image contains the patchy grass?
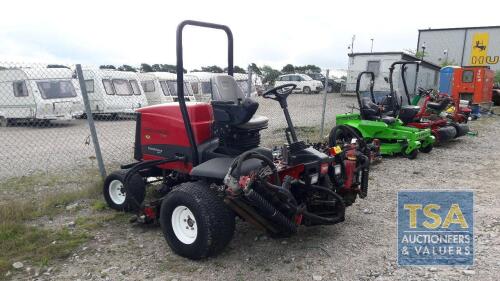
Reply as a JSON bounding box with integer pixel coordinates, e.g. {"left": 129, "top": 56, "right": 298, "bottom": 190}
{"left": 91, "top": 200, "right": 108, "bottom": 211}
{"left": 0, "top": 223, "right": 89, "bottom": 277}
{"left": 271, "top": 126, "right": 326, "bottom": 144}
{"left": 0, "top": 171, "right": 104, "bottom": 278}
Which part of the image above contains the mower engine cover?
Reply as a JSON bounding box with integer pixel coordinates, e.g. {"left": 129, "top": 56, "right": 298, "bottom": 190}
{"left": 134, "top": 102, "right": 214, "bottom": 173}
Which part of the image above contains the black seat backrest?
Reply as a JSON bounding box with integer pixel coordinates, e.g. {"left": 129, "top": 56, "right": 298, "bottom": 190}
{"left": 210, "top": 75, "right": 258, "bottom": 126}
{"left": 360, "top": 97, "right": 380, "bottom": 120}
{"left": 427, "top": 97, "right": 451, "bottom": 112}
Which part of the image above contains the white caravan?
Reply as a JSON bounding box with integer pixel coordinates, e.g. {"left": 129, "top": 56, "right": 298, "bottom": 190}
{"left": 137, "top": 73, "right": 174, "bottom": 105}
{"left": 142, "top": 72, "right": 196, "bottom": 104}
{"left": 81, "top": 68, "right": 148, "bottom": 115}
{"left": 0, "top": 67, "right": 84, "bottom": 125}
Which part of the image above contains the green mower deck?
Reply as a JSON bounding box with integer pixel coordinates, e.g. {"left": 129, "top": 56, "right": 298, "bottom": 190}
{"left": 336, "top": 112, "right": 435, "bottom": 157}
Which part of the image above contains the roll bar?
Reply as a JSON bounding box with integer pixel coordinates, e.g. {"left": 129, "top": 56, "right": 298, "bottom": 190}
{"left": 388, "top": 61, "right": 420, "bottom": 108}
{"left": 176, "top": 20, "right": 234, "bottom": 166}
{"left": 355, "top": 71, "right": 376, "bottom": 108}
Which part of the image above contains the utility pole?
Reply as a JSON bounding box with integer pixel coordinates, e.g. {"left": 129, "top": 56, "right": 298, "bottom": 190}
{"left": 348, "top": 35, "right": 356, "bottom": 54}
{"left": 370, "top": 38, "right": 374, "bottom": 53}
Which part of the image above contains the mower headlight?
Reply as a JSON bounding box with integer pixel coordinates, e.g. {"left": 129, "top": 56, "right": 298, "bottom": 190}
{"left": 334, "top": 165, "right": 342, "bottom": 176}
{"left": 310, "top": 173, "right": 319, "bottom": 184}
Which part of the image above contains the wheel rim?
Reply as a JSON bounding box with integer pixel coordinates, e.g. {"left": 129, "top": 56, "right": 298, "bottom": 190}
{"left": 171, "top": 205, "right": 197, "bottom": 244}
{"left": 109, "top": 179, "right": 126, "bottom": 205}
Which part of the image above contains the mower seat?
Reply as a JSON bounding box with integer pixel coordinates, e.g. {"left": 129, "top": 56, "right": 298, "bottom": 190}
{"left": 211, "top": 75, "right": 269, "bottom": 127}
{"left": 360, "top": 97, "right": 382, "bottom": 120}
{"left": 427, "top": 98, "right": 451, "bottom": 112}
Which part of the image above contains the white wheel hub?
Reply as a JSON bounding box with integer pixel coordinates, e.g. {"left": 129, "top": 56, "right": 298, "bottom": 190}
{"left": 109, "top": 179, "right": 126, "bottom": 205}
{"left": 171, "top": 205, "right": 197, "bottom": 244}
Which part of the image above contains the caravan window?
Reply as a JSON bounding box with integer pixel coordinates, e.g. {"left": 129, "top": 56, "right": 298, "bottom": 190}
{"left": 159, "top": 81, "right": 172, "bottom": 96}
{"left": 37, "top": 80, "right": 77, "bottom": 99}
{"left": 112, "top": 79, "right": 133, "bottom": 96}
{"left": 462, "top": 70, "right": 474, "bottom": 83}
{"left": 166, "top": 81, "right": 194, "bottom": 97}
{"left": 130, "top": 80, "right": 141, "bottom": 96}
{"left": 103, "top": 79, "right": 115, "bottom": 95}
{"left": 200, "top": 82, "right": 212, "bottom": 95}
{"left": 141, "top": 80, "right": 155, "bottom": 92}
{"left": 367, "top": 61, "right": 380, "bottom": 76}
{"left": 85, "top": 80, "right": 94, "bottom": 93}
{"left": 13, "top": 81, "right": 28, "bottom": 97}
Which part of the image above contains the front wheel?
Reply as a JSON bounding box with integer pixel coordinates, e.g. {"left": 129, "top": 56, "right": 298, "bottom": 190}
{"left": 419, "top": 144, "right": 433, "bottom": 153}
{"left": 160, "top": 181, "right": 235, "bottom": 259}
{"left": 103, "top": 169, "right": 145, "bottom": 211}
{"left": 303, "top": 86, "right": 311, "bottom": 94}
{"left": 326, "top": 84, "right": 334, "bottom": 93}
{"left": 403, "top": 149, "right": 418, "bottom": 159}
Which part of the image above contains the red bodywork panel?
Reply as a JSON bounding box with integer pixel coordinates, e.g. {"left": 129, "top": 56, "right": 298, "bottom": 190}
{"left": 136, "top": 103, "right": 214, "bottom": 173}
{"left": 451, "top": 67, "right": 494, "bottom": 104}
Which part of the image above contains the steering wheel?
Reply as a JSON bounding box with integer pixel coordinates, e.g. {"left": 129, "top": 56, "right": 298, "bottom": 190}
{"left": 262, "top": 83, "right": 297, "bottom": 101}
{"left": 417, "top": 87, "right": 432, "bottom": 96}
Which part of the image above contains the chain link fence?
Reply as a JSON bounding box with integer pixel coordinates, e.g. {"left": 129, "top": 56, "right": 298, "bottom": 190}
{"left": 0, "top": 63, "right": 355, "bottom": 185}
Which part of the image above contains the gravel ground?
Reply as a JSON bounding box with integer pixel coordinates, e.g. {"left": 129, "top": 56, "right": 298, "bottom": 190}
{"left": 0, "top": 93, "right": 353, "bottom": 180}
{"left": 4, "top": 103, "right": 500, "bottom": 280}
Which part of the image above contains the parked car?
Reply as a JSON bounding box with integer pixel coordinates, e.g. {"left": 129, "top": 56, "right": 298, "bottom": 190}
{"left": 274, "top": 74, "right": 323, "bottom": 94}
{"left": 307, "top": 73, "right": 342, "bottom": 93}
{"left": 493, "top": 83, "right": 500, "bottom": 106}
{"left": 0, "top": 67, "right": 84, "bottom": 126}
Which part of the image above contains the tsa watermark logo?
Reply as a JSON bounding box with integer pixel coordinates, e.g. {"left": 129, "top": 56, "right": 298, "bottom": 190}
{"left": 397, "top": 191, "right": 474, "bottom": 266}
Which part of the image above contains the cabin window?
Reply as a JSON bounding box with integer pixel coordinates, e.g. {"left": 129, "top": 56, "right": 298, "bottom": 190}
{"left": 112, "top": 79, "right": 133, "bottom": 96}
{"left": 13, "top": 81, "right": 28, "bottom": 97}
{"left": 166, "top": 81, "right": 194, "bottom": 97}
{"left": 462, "top": 70, "right": 474, "bottom": 83}
{"left": 84, "top": 79, "right": 94, "bottom": 93}
{"left": 159, "top": 81, "right": 172, "bottom": 96}
{"left": 103, "top": 79, "right": 115, "bottom": 95}
{"left": 37, "top": 80, "right": 77, "bottom": 99}
{"left": 130, "top": 80, "right": 142, "bottom": 95}
{"left": 141, "top": 80, "right": 155, "bottom": 92}
{"left": 190, "top": 82, "right": 199, "bottom": 95}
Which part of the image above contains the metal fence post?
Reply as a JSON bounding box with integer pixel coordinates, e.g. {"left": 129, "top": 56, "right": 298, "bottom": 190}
{"left": 247, "top": 65, "right": 253, "bottom": 98}
{"left": 319, "top": 69, "right": 330, "bottom": 138}
{"left": 75, "top": 64, "right": 107, "bottom": 178}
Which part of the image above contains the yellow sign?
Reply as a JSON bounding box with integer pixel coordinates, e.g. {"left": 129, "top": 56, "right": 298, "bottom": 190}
{"left": 470, "top": 32, "right": 490, "bottom": 65}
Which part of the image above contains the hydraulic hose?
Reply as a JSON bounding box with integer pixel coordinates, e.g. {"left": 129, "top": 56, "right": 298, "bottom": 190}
{"left": 303, "top": 184, "right": 346, "bottom": 225}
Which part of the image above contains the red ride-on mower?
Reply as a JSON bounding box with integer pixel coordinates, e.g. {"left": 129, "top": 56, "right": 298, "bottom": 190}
{"left": 385, "top": 61, "right": 469, "bottom": 144}
{"left": 103, "top": 20, "right": 371, "bottom": 260}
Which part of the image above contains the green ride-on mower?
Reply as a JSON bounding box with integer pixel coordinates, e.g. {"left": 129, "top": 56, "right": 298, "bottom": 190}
{"left": 330, "top": 71, "right": 435, "bottom": 159}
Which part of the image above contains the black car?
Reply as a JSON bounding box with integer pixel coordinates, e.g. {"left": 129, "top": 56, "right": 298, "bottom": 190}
{"left": 307, "top": 73, "right": 342, "bottom": 93}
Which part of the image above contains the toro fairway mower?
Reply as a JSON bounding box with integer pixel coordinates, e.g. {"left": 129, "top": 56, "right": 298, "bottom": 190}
{"left": 103, "top": 20, "right": 370, "bottom": 260}
{"left": 331, "top": 71, "right": 434, "bottom": 159}
{"left": 386, "top": 61, "right": 469, "bottom": 143}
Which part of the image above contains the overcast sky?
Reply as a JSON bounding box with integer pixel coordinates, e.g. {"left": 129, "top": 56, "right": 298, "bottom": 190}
{"left": 0, "top": 0, "right": 498, "bottom": 71}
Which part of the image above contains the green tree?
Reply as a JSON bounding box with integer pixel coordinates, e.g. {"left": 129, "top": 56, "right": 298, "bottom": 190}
{"left": 295, "top": 64, "right": 321, "bottom": 74}
{"left": 201, "top": 65, "right": 224, "bottom": 73}
{"left": 440, "top": 59, "right": 457, "bottom": 67}
{"left": 140, "top": 63, "right": 154, "bottom": 72}
{"left": 224, "top": 65, "right": 247, "bottom": 74}
{"left": 99, "top": 65, "right": 116, "bottom": 70}
{"left": 249, "top": 63, "right": 262, "bottom": 75}
{"left": 150, "top": 64, "right": 186, "bottom": 73}
{"left": 281, "top": 64, "right": 295, "bottom": 74}
{"left": 261, "top": 65, "right": 281, "bottom": 84}
{"left": 47, "top": 64, "right": 70, "bottom": 69}
{"left": 117, "top": 65, "right": 137, "bottom": 72}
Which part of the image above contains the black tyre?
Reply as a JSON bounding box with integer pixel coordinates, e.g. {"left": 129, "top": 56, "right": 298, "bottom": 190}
{"left": 328, "top": 125, "right": 364, "bottom": 148}
{"left": 303, "top": 86, "right": 311, "bottom": 94}
{"left": 419, "top": 144, "right": 433, "bottom": 153}
{"left": 159, "top": 181, "right": 235, "bottom": 259}
{"left": 403, "top": 149, "right": 418, "bottom": 159}
{"left": 103, "top": 169, "right": 145, "bottom": 211}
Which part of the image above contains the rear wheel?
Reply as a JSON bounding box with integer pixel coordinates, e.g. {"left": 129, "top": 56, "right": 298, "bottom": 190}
{"left": 103, "top": 169, "right": 145, "bottom": 211}
{"left": 326, "top": 84, "right": 333, "bottom": 93}
{"left": 303, "top": 86, "right": 311, "bottom": 94}
{"left": 159, "top": 181, "right": 235, "bottom": 259}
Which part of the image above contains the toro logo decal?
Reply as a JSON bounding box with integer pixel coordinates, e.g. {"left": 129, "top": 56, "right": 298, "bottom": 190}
{"left": 397, "top": 190, "right": 474, "bottom": 266}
